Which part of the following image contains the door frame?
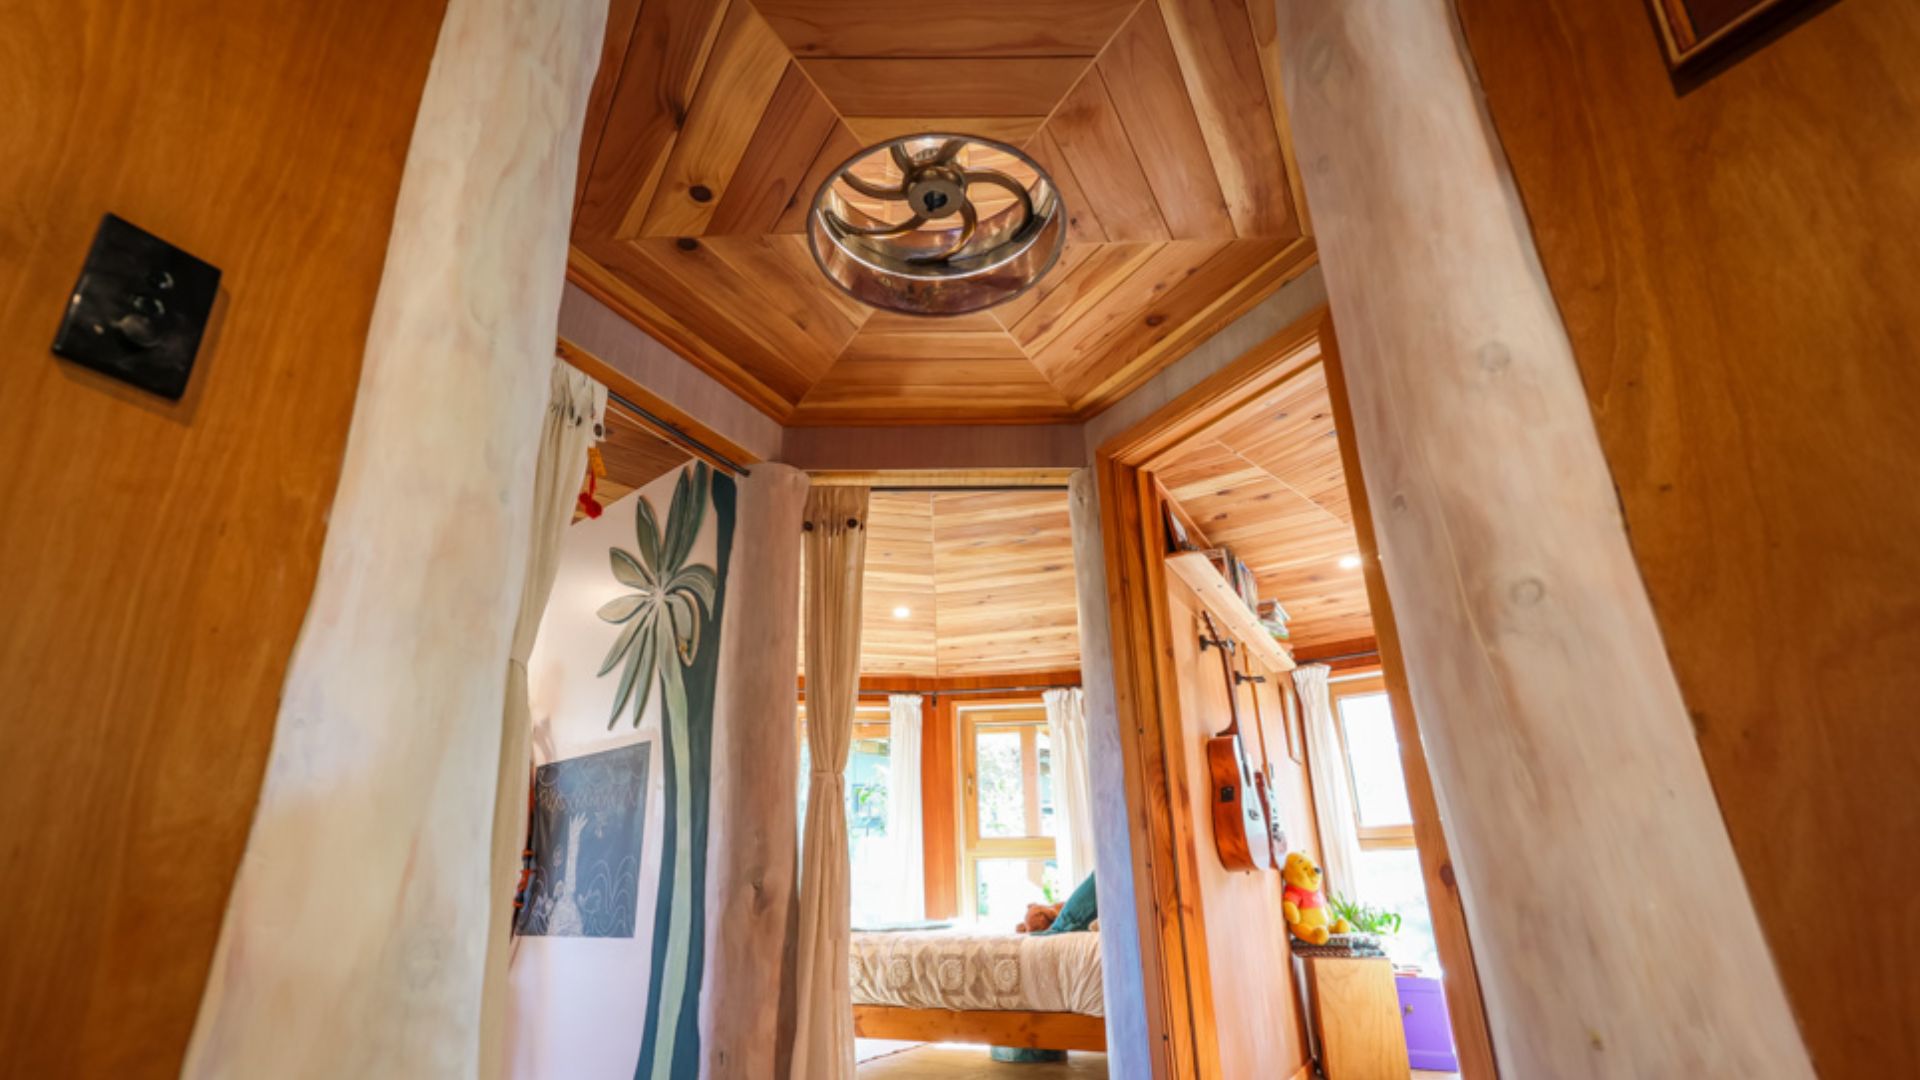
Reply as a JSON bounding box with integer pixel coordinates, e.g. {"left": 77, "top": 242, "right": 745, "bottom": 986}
{"left": 1093, "top": 305, "right": 1497, "bottom": 1077}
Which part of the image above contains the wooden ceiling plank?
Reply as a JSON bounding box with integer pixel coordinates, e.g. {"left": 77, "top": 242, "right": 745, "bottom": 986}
{"left": 1043, "top": 70, "right": 1171, "bottom": 242}
{"left": 1153, "top": 0, "right": 1299, "bottom": 239}
{"left": 1096, "top": 2, "right": 1236, "bottom": 240}
{"left": 791, "top": 352, "right": 1076, "bottom": 424}
{"left": 1028, "top": 240, "right": 1230, "bottom": 396}
{"left": 574, "top": 0, "right": 733, "bottom": 240}
{"left": 567, "top": 241, "right": 799, "bottom": 418}
{"left": 845, "top": 117, "right": 1048, "bottom": 146}
{"left": 706, "top": 61, "right": 843, "bottom": 235}
{"left": 990, "top": 243, "right": 1095, "bottom": 331}
{"left": 634, "top": 1, "right": 793, "bottom": 238}
{"left": 642, "top": 235, "right": 850, "bottom": 382}
{"left": 802, "top": 57, "right": 1091, "bottom": 119}
{"left": 1006, "top": 242, "right": 1162, "bottom": 356}
{"left": 573, "top": 0, "right": 649, "bottom": 216}
{"left": 699, "top": 234, "right": 869, "bottom": 360}
{"left": 753, "top": 0, "right": 1137, "bottom": 58}
{"left": 772, "top": 121, "right": 863, "bottom": 233}
{"left": 1022, "top": 129, "right": 1107, "bottom": 245}
{"left": 1066, "top": 236, "right": 1315, "bottom": 412}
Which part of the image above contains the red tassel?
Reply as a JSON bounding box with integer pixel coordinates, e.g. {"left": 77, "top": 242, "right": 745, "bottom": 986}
{"left": 577, "top": 469, "right": 604, "bottom": 519}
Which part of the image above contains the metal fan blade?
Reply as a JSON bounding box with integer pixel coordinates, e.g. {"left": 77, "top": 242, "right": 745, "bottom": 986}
{"left": 908, "top": 201, "right": 977, "bottom": 264}
{"left": 827, "top": 209, "right": 927, "bottom": 239}
{"left": 929, "top": 138, "right": 967, "bottom": 166}
{"left": 962, "top": 169, "right": 1035, "bottom": 228}
{"left": 889, "top": 142, "right": 916, "bottom": 173}
{"left": 839, "top": 170, "right": 907, "bottom": 201}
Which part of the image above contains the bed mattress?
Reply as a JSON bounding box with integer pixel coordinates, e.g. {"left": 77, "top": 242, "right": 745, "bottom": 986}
{"left": 850, "top": 927, "right": 1103, "bottom": 1016}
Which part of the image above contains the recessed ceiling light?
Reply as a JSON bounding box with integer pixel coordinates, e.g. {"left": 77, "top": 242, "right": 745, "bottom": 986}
{"left": 892, "top": 605, "right": 912, "bottom": 619}
{"left": 1338, "top": 554, "right": 1363, "bottom": 570}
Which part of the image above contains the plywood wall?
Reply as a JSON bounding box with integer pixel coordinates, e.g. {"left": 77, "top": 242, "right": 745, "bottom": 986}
{"left": 1166, "top": 581, "right": 1317, "bottom": 1079}
{"left": 0, "top": 2, "right": 445, "bottom": 1073}
{"left": 1455, "top": 1, "right": 1920, "bottom": 1073}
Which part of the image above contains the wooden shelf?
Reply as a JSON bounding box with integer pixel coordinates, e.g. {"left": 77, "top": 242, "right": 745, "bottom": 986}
{"left": 1165, "top": 550, "right": 1296, "bottom": 673}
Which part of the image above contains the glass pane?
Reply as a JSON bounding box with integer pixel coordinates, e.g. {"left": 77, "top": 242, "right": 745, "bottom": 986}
{"left": 1354, "top": 846, "right": 1441, "bottom": 974}
{"left": 975, "top": 727, "right": 1027, "bottom": 838}
{"left": 1337, "top": 692, "right": 1414, "bottom": 828}
{"left": 973, "top": 857, "right": 1061, "bottom": 928}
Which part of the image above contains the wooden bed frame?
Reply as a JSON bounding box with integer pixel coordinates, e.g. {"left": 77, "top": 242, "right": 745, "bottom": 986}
{"left": 852, "top": 1005, "right": 1107, "bottom": 1052}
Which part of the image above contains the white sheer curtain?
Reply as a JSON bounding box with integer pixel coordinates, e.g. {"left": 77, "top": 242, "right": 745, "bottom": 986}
{"left": 792, "top": 486, "right": 867, "bottom": 1080}
{"left": 1295, "top": 664, "right": 1362, "bottom": 897}
{"left": 886, "top": 693, "right": 925, "bottom": 921}
{"left": 481, "top": 359, "right": 604, "bottom": 1073}
{"left": 1044, "top": 687, "right": 1096, "bottom": 888}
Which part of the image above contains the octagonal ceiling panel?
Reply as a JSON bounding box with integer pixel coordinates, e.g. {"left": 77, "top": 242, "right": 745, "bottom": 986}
{"left": 570, "top": 0, "right": 1316, "bottom": 425}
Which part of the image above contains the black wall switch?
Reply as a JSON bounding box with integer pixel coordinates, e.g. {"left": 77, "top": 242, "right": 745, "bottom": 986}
{"left": 52, "top": 213, "right": 221, "bottom": 401}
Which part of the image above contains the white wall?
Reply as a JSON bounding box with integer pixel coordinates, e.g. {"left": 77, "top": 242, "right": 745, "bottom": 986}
{"left": 507, "top": 464, "right": 706, "bottom": 1080}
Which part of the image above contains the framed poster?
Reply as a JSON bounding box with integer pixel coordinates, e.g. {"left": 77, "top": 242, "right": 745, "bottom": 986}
{"left": 516, "top": 741, "right": 652, "bottom": 938}
{"left": 1645, "top": 0, "right": 1825, "bottom": 71}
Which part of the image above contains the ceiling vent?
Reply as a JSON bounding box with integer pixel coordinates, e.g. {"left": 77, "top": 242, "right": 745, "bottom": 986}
{"left": 808, "top": 134, "right": 1065, "bottom": 317}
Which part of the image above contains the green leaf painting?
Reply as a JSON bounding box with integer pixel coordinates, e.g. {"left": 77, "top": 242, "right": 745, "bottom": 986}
{"left": 596, "top": 462, "right": 735, "bottom": 1080}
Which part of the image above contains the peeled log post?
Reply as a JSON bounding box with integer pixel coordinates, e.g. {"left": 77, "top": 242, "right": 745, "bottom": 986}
{"left": 183, "top": 0, "right": 608, "bottom": 1074}
{"left": 702, "top": 464, "right": 809, "bottom": 1079}
{"left": 1273, "top": 2, "right": 1812, "bottom": 1075}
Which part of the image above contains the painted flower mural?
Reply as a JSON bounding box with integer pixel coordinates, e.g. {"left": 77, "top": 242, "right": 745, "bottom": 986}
{"left": 596, "top": 461, "right": 735, "bottom": 1080}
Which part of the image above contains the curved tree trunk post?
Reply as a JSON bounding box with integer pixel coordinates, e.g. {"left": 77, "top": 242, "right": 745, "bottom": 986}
{"left": 1272, "top": 2, "right": 1812, "bottom": 1076}
{"left": 182, "top": 0, "right": 609, "bottom": 1074}
{"left": 702, "top": 463, "right": 809, "bottom": 1079}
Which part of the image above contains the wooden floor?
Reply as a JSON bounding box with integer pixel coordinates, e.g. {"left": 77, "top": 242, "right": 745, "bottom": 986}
{"left": 856, "top": 1045, "right": 1108, "bottom": 1077}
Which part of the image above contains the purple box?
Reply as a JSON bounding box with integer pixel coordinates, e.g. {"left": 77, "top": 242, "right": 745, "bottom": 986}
{"left": 1396, "top": 974, "right": 1460, "bottom": 1072}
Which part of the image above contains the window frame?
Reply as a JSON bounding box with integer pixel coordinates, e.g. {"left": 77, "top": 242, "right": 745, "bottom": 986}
{"left": 1329, "top": 673, "right": 1417, "bottom": 850}
{"left": 957, "top": 701, "right": 1057, "bottom": 921}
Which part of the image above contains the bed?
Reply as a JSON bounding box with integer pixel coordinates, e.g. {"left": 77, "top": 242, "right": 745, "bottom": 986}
{"left": 849, "top": 926, "right": 1106, "bottom": 1052}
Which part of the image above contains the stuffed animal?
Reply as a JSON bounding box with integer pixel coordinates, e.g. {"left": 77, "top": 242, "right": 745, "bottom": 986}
{"left": 1281, "top": 852, "right": 1350, "bottom": 945}
{"left": 1015, "top": 902, "right": 1062, "bottom": 934}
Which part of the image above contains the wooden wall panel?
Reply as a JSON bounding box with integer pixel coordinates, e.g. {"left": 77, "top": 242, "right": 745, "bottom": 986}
{"left": 1456, "top": 1, "right": 1920, "bottom": 1073}
{"left": 0, "top": 0, "right": 445, "bottom": 1074}
{"left": 1166, "top": 581, "right": 1316, "bottom": 1079}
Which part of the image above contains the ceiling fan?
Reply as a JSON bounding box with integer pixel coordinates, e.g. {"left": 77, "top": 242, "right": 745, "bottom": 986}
{"left": 808, "top": 134, "right": 1065, "bottom": 317}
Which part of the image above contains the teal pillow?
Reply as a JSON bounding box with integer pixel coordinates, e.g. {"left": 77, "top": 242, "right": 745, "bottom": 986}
{"left": 1038, "top": 872, "right": 1096, "bottom": 935}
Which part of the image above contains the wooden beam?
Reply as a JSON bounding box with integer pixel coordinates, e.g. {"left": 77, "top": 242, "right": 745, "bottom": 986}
{"left": 182, "top": 0, "right": 611, "bottom": 1075}
{"left": 1273, "top": 2, "right": 1810, "bottom": 1074}
{"left": 1322, "top": 326, "right": 1499, "bottom": 1078}
{"left": 851, "top": 1006, "right": 1107, "bottom": 1052}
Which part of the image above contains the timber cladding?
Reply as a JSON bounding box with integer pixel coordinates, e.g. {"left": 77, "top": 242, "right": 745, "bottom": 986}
{"left": 1457, "top": 0, "right": 1920, "bottom": 1073}
{"left": 0, "top": 0, "right": 447, "bottom": 1074}
{"left": 568, "top": 0, "right": 1316, "bottom": 425}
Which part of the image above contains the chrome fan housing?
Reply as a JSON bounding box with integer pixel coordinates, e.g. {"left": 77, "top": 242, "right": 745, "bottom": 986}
{"left": 807, "top": 134, "right": 1065, "bottom": 317}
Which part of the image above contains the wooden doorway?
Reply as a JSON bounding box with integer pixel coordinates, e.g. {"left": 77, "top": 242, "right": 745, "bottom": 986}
{"left": 1093, "top": 306, "right": 1496, "bottom": 1078}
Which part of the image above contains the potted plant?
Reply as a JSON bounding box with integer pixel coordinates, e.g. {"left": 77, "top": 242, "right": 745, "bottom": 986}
{"left": 1327, "top": 891, "right": 1401, "bottom": 947}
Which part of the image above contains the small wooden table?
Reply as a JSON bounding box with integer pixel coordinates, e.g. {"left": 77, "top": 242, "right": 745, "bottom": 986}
{"left": 1302, "top": 956, "right": 1412, "bottom": 1078}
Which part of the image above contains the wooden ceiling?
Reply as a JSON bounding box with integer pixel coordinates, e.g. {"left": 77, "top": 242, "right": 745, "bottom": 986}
{"left": 568, "top": 0, "right": 1314, "bottom": 425}
{"left": 1157, "top": 362, "right": 1374, "bottom": 652}
{"left": 804, "top": 489, "right": 1080, "bottom": 677}
{"left": 576, "top": 406, "right": 694, "bottom": 521}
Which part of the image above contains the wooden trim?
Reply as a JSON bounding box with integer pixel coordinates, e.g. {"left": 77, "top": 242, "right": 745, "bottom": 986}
{"left": 851, "top": 1006, "right": 1107, "bottom": 1052}
{"left": 555, "top": 337, "right": 763, "bottom": 473}
{"left": 805, "top": 468, "right": 1075, "bottom": 488}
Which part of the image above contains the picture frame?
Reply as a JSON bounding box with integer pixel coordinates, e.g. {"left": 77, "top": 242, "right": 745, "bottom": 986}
{"left": 1644, "top": 0, "right": 1824, "bottom": 72}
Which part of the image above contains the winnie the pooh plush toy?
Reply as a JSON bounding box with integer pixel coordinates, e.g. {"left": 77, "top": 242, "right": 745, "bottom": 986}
{"left": 1281, "top": 852, "right": 1350, "bottom": 945}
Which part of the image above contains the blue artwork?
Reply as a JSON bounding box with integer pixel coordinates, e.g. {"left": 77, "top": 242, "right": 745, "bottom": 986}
{"left": 517, "top": 742, "right": 652, "bottom": 939}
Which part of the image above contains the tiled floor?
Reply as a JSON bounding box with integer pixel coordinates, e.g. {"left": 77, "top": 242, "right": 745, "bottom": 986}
{"left": 856, "top": 1044, "right": 1108, "bottom": 1077}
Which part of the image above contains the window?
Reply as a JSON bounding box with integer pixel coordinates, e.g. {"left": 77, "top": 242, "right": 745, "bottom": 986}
{"left": 1330, "top": 675, "right": 1440, "bottom": 974}
{"left": 798, "top": 704, "right": 898, "bottom": 926}
{"left": 961, "top": 704, "right": 1060, "bottom": 927}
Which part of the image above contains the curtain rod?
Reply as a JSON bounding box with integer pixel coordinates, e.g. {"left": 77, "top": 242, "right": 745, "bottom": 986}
{"left": 605, "top": 389, "right": 753, "bottom": 478}
{"left": 845, "top": 683, "right": 1078, "bottom": 699}
{"left": 1300, "top": 648, "right": 1380, "bottom": 665}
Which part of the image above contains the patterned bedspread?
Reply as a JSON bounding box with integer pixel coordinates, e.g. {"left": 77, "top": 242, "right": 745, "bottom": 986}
{"left": 849, "top": 927, "right": 1103, "bottom": 1016}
